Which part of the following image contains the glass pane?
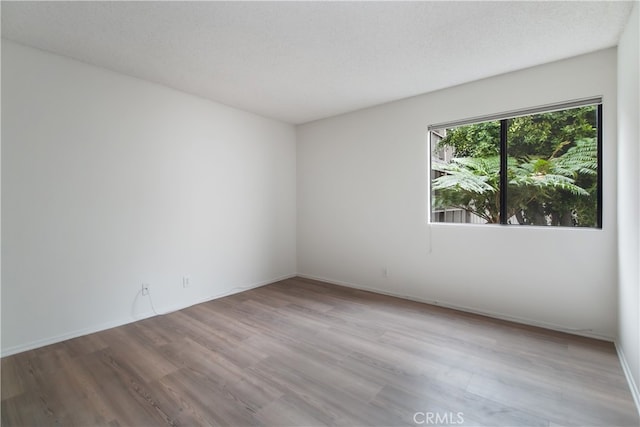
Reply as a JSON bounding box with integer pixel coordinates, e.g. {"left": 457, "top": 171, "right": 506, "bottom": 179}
{"left": 505, "top": 106, "right": 598, "bottom": 226}
{"left": 430, "top": 121, "right": 501, "bottom": 224}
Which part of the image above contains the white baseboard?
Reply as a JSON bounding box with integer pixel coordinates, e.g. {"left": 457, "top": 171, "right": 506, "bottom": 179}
{"left": 615, "top": 342, "right": 640, "bottom": 417}
{"left": 0, "top": 273, "right": 296, "bottom": 358}
{"left": 152, "top": 273, "right": 297, "bottom": 317}
{"left": 1, "top": 315, "right": 155, "bottom": 359}
{"left": 295, "top": 273, "right": 614, "bottom": 342}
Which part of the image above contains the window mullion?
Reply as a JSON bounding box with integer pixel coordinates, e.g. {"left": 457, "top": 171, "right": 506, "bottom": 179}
{"left": 500, "top": 119, "right": 508, "bottom": 224}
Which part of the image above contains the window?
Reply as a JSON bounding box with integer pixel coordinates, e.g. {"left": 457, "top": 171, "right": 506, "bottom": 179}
{"left": 429, "top": 99, "right": 602, "bottom": 228}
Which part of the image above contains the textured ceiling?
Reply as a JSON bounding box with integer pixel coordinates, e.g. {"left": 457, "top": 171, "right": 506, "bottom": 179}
{"left": 1, "top": 1, "right": 634, "bottom": 124}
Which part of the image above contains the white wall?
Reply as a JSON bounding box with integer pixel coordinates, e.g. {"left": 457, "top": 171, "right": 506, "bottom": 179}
{"left": 297, "top": 48, "right": 618, "bottom": 338}
{"left": 1, "top": 40, "right": 297, "bottom": 356}
{"left": 617, "top": 3, "right": 640, "bottom": 407}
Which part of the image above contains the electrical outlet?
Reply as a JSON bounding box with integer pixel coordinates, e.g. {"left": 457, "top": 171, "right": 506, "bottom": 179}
{"left": 182, "top": 276, "right": 190, "bottom": 288}
{"left": 141, "top": 283, "right": 150, "bottom": 296}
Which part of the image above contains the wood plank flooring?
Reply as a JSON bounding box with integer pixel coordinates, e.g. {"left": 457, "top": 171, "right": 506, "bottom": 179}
{"left": 2, "top": 277, "right": 639, "bottom": 426}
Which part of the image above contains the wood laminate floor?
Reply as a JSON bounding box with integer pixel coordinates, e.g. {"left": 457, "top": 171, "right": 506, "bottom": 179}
{"left": 2, "top": 277, "right": 639, "bottom": 426}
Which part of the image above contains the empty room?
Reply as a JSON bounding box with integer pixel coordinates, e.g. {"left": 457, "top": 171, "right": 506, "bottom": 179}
{"left": 1, "top": 1, "right": 639, "bottom": 426}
